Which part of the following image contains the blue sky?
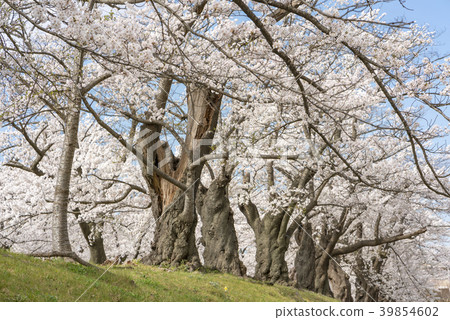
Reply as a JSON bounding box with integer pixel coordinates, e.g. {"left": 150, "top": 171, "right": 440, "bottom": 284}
{"left": 379, "top": 0, "right": 449, "bottom": 146}
{"left": 381, "top": 0, "right": 450, "bottom": 56}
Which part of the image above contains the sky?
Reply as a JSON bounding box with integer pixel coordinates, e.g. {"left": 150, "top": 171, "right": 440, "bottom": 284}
{"left": 379, "top": 0, "right": 450, "bottom": 146}
{"left": 381, "top": 0, "right": 450, "bottom": 56}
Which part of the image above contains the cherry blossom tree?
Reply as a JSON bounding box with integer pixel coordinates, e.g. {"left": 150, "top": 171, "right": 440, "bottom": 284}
{"left": 1, "top": 0, "right": 449, "bottom": 301}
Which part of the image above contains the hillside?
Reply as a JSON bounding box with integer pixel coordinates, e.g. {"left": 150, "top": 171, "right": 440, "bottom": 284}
{"left": 0, "top": 250, "right": 335, "bottom": 302}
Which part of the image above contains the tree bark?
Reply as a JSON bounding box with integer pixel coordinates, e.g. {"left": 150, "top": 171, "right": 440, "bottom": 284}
{"left": 293, "top": 222, "right": 315, "bottom": 290}
{"left": 140, "top": 84, "right": 222, "bottom": 268}
{"left": 328, "top": 259, "right": 353, "bottom": 301}
{"left": 239, "top": 168, "right": 291, "bottom": 284}
{"left": 141, "top": 178, "right": 201, "bottom": 268}
{"left": 197, "top": 173, "right": 246, "bottom": 276}
{"left": 314, "top": 209, "right": 349, "bottom": 296}
{"left": 51, "top": 52, "right": 84, "bottom": 253}
{"left": 314, "top": 229, "right": 339, "bottom": 296}
{"left": 76, "top": 217, "right": 107, "bottom": 264}
{"left": 254, "top": 213, "right": 289, "bottom": 284}
{"left": 353, "top": 222, "right": 384, "bottom": 302}
{"left": 239, "top": 200, "right": 289, "bottom": 284}
{"left": 52, "top": 106, "right": 80, "bottom": 253}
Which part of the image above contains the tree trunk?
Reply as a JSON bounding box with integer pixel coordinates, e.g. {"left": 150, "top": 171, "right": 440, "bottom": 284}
{"left": 353, "top": 222, "right": 390, "bottom": 302}
{"left": 239, "top": 189, "right": 289, "bottom": 284}
{"left": 328, "top": 259, "right": 353, "bottom": 301}
{"left": 197, "top": 173, "right": 246, "bottom": 276}
{"left": 141, "top": 177, "right": 201, "bottom": 268}
{"left": 76, "top": 216, "right": 107, "bottom": 264}
{"left": 140, "top": 84, "right": 222, "bottom": 268}
{"left": 354, "top": 250, "right": 388, "bottom": 302}
{"left": 354, "top": 222, "right": 370, "bottom": 301}
{"left": 254, "top": 213, "right": 289, "bottom": 284}
{"left": 314, "top": 209, "right": 348, "bottom": 296}
{"left": 52, "top": 71, "right": 83, "bottom": 253}
{"left": 87, "top": 235, "right": 107, "bottom": 265}
{"left": 293, "top": 222, "right": 315, "bottom": 290}
{"left": 52, "top": 50, "right": 84, "bottom": 253}
{"left": 314, "top": 237, "right": 336, "bottom": 296}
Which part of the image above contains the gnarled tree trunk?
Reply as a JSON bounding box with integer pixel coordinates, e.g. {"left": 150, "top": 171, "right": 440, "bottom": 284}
{"left": 353, "top": 222, "right": 390, "bottom": 302}
{"left": 240, "top": 198, "right": 290, "bottom": 284}
{"left": 140, "top": 83, "right": 222, "bottom": 268}
{"left": 197, "top": 173, "right": 246, "bottom": 276}
{"left": 328, "top": 259, "right": 353, "bottom": 301}
{"left": 293, "top": 222, "right": 315, "bottom": 290}
{"left": 254, "top": 213, "right": 289, "bottom": 284}
{"left": 314, "top": 227, "right": 336, "bottom": 296}
{"left": 142, "top": 179, "right": 200, "bottom": 267}
{"left": 313, "top": 209, "right": 349, "bottom": 296}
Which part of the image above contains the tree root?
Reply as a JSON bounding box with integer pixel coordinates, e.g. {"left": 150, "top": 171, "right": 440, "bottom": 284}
{"left": 29, "top": 251, "right": 98, "bottom": 269}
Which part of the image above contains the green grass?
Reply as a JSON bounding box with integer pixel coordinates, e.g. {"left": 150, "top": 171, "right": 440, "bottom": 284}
{"left": 0, "top": 250, "right": 336, "bottom": 302}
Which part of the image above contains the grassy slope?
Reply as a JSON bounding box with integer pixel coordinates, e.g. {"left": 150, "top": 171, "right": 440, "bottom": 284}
{"left": 0, "top": 250, "right": 336, "bottom": 302}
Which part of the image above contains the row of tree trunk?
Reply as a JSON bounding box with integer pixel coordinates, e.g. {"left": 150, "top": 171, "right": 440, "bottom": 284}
{"left": 43, "top": 4, "right": 364, "bottom": 301}
{"left": 45, "top": 62, "right": 386, "bottom": 299}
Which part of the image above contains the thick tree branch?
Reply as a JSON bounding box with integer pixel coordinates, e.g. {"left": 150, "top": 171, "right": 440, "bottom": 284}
{"left": 332, "top": 228, "right": 427, "bottom": 256}
{"left": 81, "top": 97, "right": 187, "bottom": 191}
{"left": 81, "top": 73, "right": 112, "bottom": 95}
